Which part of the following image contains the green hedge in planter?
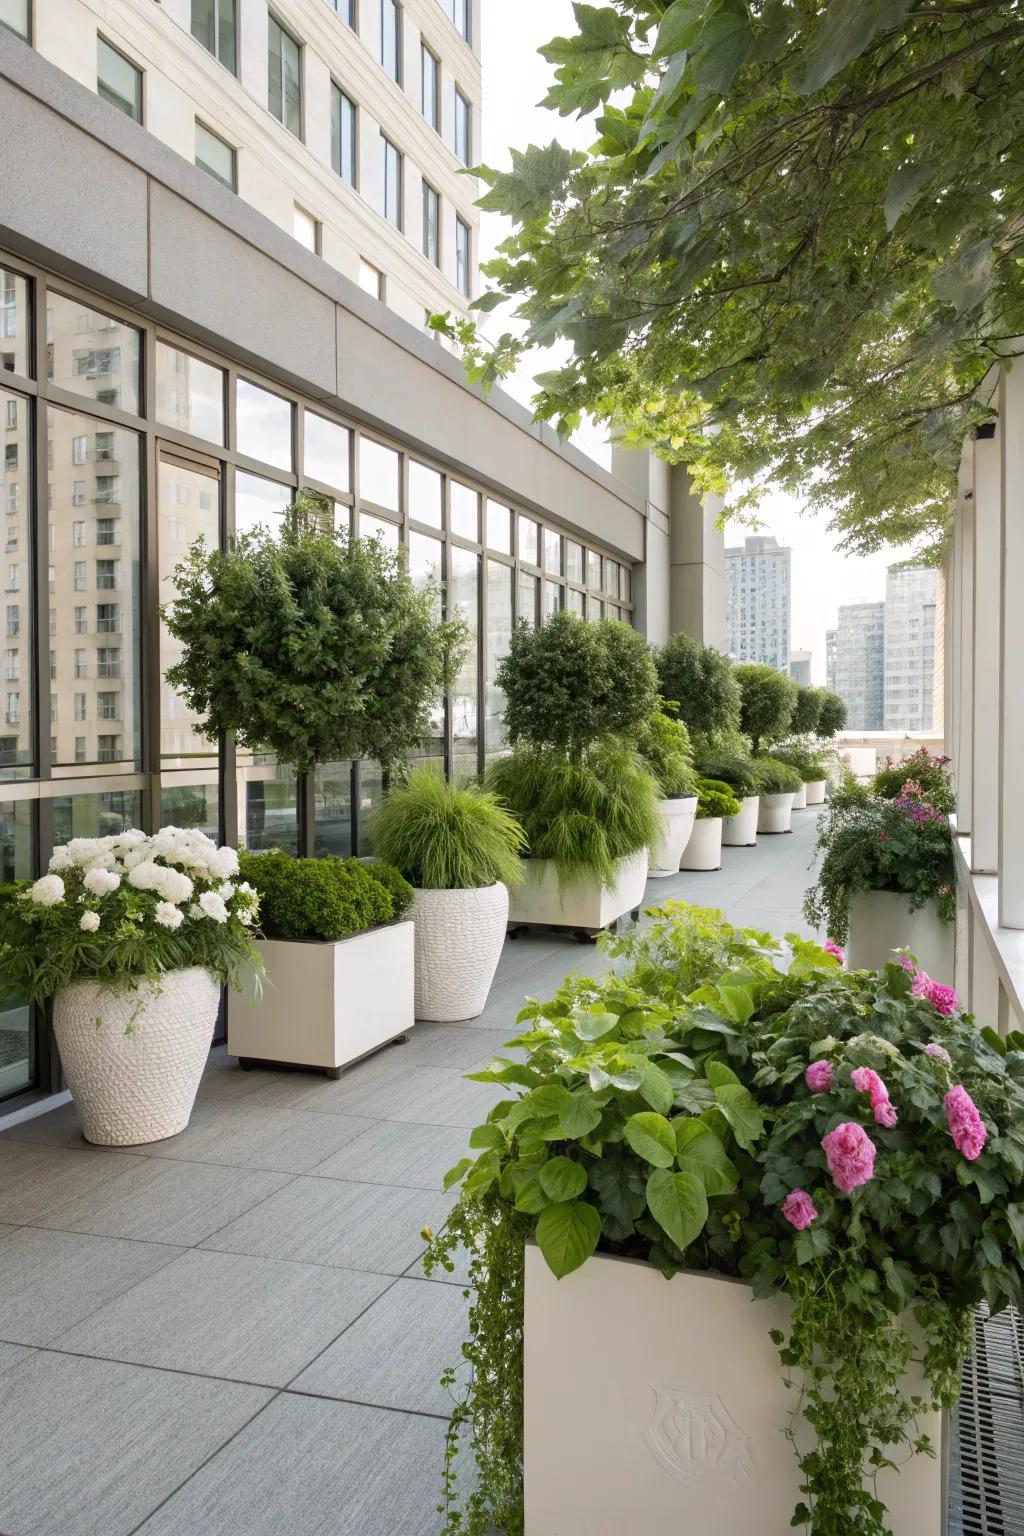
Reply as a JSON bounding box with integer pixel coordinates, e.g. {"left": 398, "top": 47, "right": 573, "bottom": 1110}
{"left": 238, "top": 849, "right": 411, "bottom": 941}
{"left": 694, "top": 776, "right": 741, "bottom": 820}
{"left": 751, "top": 756, "right": 804, "bottom": 794}
{"left": 693, "top": 750, "right": 760, "bottom": 798}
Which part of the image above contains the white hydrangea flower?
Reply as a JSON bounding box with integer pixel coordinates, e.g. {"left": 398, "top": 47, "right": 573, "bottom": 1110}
{"left": 83, "top": 866, "right": 121, "bottom": 897}
{"left": 188, "top": 903, "right": 205, "bottom": 920}
{"left": 156, "top": 868, "right": 194, "bottom": 904}
{"left": 48, "top": 847, "right": 75, "bottom": 873}
{"left": 123, "top": 846, "right": 151, "bottom": 872}
{"left": 115, "top": 829, "right": 148, "bottom": 850}
{"left": 208, "top": 846, "right": 240, "bottom": 880}
{"left": 127, "top": 860, "right": 163, "bottom": 892}
{"left": 217, "top": 882, "right": 236, "bottom": 901}
{"left": 79, "top": 910, "right": 101, "bottom": 933}
{"left": 153, "top": 901, "right": 185, "bottom": 930}
{"left": 198, "top": 891, "right": 229, "bottom": 924}
{"left": 29, "top": 874, "right": 65, "bottom": 907}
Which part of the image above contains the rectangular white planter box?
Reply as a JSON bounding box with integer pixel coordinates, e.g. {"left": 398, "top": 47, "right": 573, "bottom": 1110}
{"left": 524, "top": 1246, "right": 944, "bottom": 1536}
{"left": 847, "top": 890, "right": 955, "bottom": 983}
{"left": 507, "top": 850, "right": 649, "bottom": 932}
{"left": 228, "top": 921, "right": 415, "bottom": 1073}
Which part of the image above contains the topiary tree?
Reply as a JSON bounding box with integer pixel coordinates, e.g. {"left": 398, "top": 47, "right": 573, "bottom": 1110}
{"left": 816, "top": 690, "right": 849, "bottom": 740}
{"left": 163, "top": 492, "right": 465, "bottom": 774}
{"left": 733, "top": 664, "right": 798, "bottom": 755}
{"left": 654, "top": 632, "right": 740, "bottom": 740}
{"left": 790, "top": 685, "right": 822, "bottom": 737}
{"left": 496, "top": 610, "right": 657, "bottom": 759}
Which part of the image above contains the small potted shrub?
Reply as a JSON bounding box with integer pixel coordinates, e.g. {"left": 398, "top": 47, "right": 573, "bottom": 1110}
{"left": 228, "top": 849, "right": 414, "bottom": 1075}
{"left": 635, "top": 703, "right": 699, "bottom": 877}
{"left": 369, "top": 767, "right": 526, "bottom": 1021}
{"left": 0, "top": 828, "right": 258, "bottom": 1145}
{"left": 752, "top": 755, "right": 803, "bottom": 833}
{"left": 654, "top": 631, "right": 741, "bottom": 742}
{"left": 733, "top": 662, "right": 797, "bottom": 755}
{"left": 696, "top": 749, "right": 761, "bottom": 847}
{"left": 488, "top": 612, "right": 660, "bottom": 933}
{"left": 679, "top": 777, "right": 740, "bottom": 871}
{"left": 805, "top": 785, "right": 956, "bottom": 978}
{"left": 815, "top": 688, "right": 848, "bottom": 741}
{"left": 771, "top": 740, "right": 833, "bottom": 809}
{"left": 873, "top": 747, "right": 954, "bottom": 813}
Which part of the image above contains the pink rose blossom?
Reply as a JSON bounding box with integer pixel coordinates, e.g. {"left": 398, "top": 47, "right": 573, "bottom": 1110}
{"left": 782, "top": 1190, "right": 818, "bottom": 1230}
{"left": 911, "top": 970, "right": 932, "bottom": 999}
{"left": 823, "top": 940, "right": 845, "bottom": 964}
{"left": 928, "top": 982, "right": 959, "bottom": 1017}
{"left": 822, "top": 1121, "right": 877, "bottom": 1194}
{"left": 873, "top": 1098, "right": 899, "bottom": 1129}
{"left": 925, "top": 1043, "right": 952, "bottom": 1066}
{"left": 850, "top": 1067, "right": 886, "bottom": 1099}
{"left": 805, "top": 1060, "right": 834, "bottom": 1094}
{"left": 897, "top": 954, "right": 917, "bottom": 973}
{"left": 944, "top": 1085, "right": 988, "bottom": 1161}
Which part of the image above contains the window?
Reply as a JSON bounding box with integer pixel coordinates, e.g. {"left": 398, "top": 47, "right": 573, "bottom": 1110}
{"left": 446, "top": 0, "right": 469, "bottom": 42}
{"left": 304, "top": 413, "right": 351, "bottom": 492}
{"left": 49, "top": 296, "right": 141, "bottom": 416}
{"left": 191, "top": 0, "right": 237, "bottom": 72}
{"left": 381, "top": 137, "right": 403, "bottom": 230}
{"left": 98, "top": 692, "right": 120, "bottom": 721}
{"left": 74, "top": 693, "right": 87, "bottom": 722}
{"left": 74, "top": 736, "right": 87, "bottom": 764}
{"left": 73, "top": 561, "right": 86, "bottom": 591}
{"left": 96, "top": 559, "right": 119, "bottom": 590}
{"left": 326, "top": 0, "right": 355, "bottom": 23}
{"left": 236, "top": 379, "right": 293, "bottom": 471}
{"left": 4, "top": 400, "right": 15, "bottom": 428}
{"left": 4, "top": 444, "right": 16, "bottom": 471}
{"left": 195, "top": 121, "right": 236, "bottom": 190}
{"left": 72, "top": 436, "right": 87, "bottom": 465}
{"left": 96, "top": 517, "right": 120, "bottom": 547}
{"left": 97, "top": 37, "right": 142, "bottom": 122}
{"left": 268, "top": 15, "right": 301, "bottom": 138}
{"left": 4, "top": 693, "right": 19, "bottom": 726}
{"left": 97, "top": 735, "right": 122, "bottom": 763}
{"left": 454, "top": 88, "right": 471, "bottom": 165}
{"left": 409, "top": 462, "right": 442, "bottom": 528}
{"left": 95, "top": 475, "right": 118, "bottom": 504}
{"left": 421, "top": 44, "right": 439, "bottom": 130}
{"left": 96, "top": 603, "right": 120, "bottom": 633}
{"left": 97, "top": 646, "right": 121, "bottom": 679}
{"left": 331, "top": 86, "right": 357, "bottom": 187}
{"left": 381, "top": 0, "right": 402, "bottom": 83}
{"left": 3, "top": 650, "right": 18, "bottom": 681}
{"left": 73, "top": 606, "right": 87, "bottom": 634}
{"left": 0, "top": 0, "right": 29, "bottom": 40}
{"left": 359, "top": 439, "right": 399, "bottom": 511}
{"left": 74, "top": 649, "right": 87, "bottom": 680}
{"left": 293, "top": 205, "right": 320, "bottom": 254}
{"left": 358, "top": 259, "right": 384, "bottom": 301}
{"left": 422, "top": 181, "right": 440, "bottom": 266}
{"left": 5, "top": 605, "right": 18, "bottom": 636}
{"left": 72, "top": 520, "right": 86, "bottom": 548}
{"left": 1, "top": 267, "right": 29, "bottom": 375}
{"left": 94, "top": 431, "right": 115, "bottom": 461}
{"left": 456, "top": 216, "right": 471, "bottom": 298}
{"left": 155, "top": 343, "right": 225, "bottom": 445}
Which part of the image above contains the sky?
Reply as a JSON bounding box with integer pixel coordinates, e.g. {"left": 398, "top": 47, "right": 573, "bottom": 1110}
{"left": 479, "top": 1, "right": 897, "bottom": 682}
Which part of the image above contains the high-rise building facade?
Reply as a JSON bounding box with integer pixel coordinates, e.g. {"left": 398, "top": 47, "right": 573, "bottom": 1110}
{"left": 789, "top": 649, "right": 811, "bottom": 685}
{"left": 725, "top": 535, "right": 791, "bottom": 671}
{"left": 826, "top": 602, "right": 885, "bottom": 729}
{"left": 884, "top": 565, "right": 939, "bottom": 732}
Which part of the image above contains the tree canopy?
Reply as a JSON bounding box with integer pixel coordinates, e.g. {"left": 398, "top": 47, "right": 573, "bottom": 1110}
{"left": 734, "top": 662, "right": 798, "bottom": 750}
{"left": 438, "top": 1, "right": 1024, "bottom": 555}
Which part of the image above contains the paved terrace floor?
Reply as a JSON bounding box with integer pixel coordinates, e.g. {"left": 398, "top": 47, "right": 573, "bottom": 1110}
{"left": 0, "top": 813, "right": 825, "bottom": 1536}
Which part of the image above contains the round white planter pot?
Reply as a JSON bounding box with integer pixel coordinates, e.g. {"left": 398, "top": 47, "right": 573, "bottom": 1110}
{"left": 649, "top": 796, "right": 698, "bottom": 878}
{"left": 757, "top": 792, "right": 795, "bottom": 834}
{"left": 53, "top": 966, "right": 220, "bottom": 1146}
{"left": 846, "top": 890, "right": 955, "bottom": 982}
{"left": 722, "top": 795, "right": 759, "bottom": 847}
{"left": 680, "top": 816, "right": 723, "bottom": 872}
{"left": 804, "top": 779, "right": 827, "bottom": 805}
{"left": 791, "top": 781, "right": 808, "bottom": 811}
{"left": 410, "top": 882, "right": 509, "bottom": 1022}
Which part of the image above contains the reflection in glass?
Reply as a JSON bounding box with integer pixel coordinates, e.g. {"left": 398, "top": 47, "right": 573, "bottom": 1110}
{"left": 450, "top": 547, "right": 479, "bottom": 782}
{"left": 314, "top": 761, "right": 353, "bottom": 858}
{"left": 566, "top": 540, "right": 584, "bottom": 583}
{"left": 0, "top": 799, "right": 33, "bottom": 1101}
{"left": 621, "top": 565, "right": 632, "bottom": 602}
{"left": 360, "top": 438, "right": 400, "bottom": 510}
{"left": 48, "top": 406, "right": 141, "bottom": 769}
{"left": 0, "top": 388, "right": 32, "bottom": 775}
{"left": 408, "top": 461, "right": 442, "bottom": 527}
{"left": 235, "top": 472, "right": 289, "bottom": 539}
{"left": 588, "top": 549, "right": 602, "bottom": 589}
{"left": 0, "top": 0, "right": 30, "bottom": 41}
{"left": 519, "top": 516, "right": 538, "bottom": 566}
{"left": 161, "top": 781, "right": 219, "bottom": 836}
{"left": 97, "top": 36, "right": 142, "bottom": 122}
{"left": 52, "top": 790, "right": 143, "bottom": 845}
{"left": 486, "top": 500, "right": 511, "bottom": 554}
{"left": 606, "top": 561, "right": 621, "bottom": 599}
{"left": 450, "top": 482, "right": 478, "bottom": 541}
{"left": 544, "top": 580, "right": 562, "bottom": 619}
{"left": 543, "top": 528, "right": 562, "bottom": 576}
{"left": 566, "top": 586, "right": 585, "bottom": 616}
{"left": 239, "top": 757, "right": 298, "bottom": 852}
{"left": 159, "top": 458, "right": 220, "bottom": 766}
{"left": 236, "top": 379, "right": 292, "bottom": 471}
{"left": 408, "top": 533, "right": 445, "bottom": 759}
{"left": 155, "top": 343, "right": 224, "bottom": 445}
{"left": 47, "top": 292, "right": 141, "bottom": 415}
{"left": 518, "top": 570, "right": 539, "bottom": 630}
{"left": 304, "top": 412, "right": 351, "bottom": 492}
{"left": 359, "top": 513, "right": 400, "bottom": 551}
{"left": 358, "top": 760, "right": 385, "bottom": 855}
{"left": 1, "top": 268, "right": 29, "bottom": 377}
{"left": 485, "top": 560, "right": 513, "bottom": 754}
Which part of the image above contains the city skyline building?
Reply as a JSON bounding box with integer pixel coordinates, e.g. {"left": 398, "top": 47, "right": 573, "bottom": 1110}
{"left": 826, "top": 601, "right": 886, "bottom": 730}
{"left": 789, "top": 648, "right": 812, "bottom": 686}
{"left": 884, "top": 564, "right": 939, "bottom": 733}
{"left": 725, "top": 534, "right": 791, "bottom": 672}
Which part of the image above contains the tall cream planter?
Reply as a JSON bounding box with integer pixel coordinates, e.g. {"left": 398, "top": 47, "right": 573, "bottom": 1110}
{"left": 722, "top": 795, "right": 759, "bottom": 847}
{"left": 523, "top": 1246, "right": 944, "bottom": 1536}
{"left": 54, "top": 966, "right": 220, "bottom": 1147}
{"left": 410, "top": 883, "right": 508, "bottom": 1021}
{"left": 757, "top": 792, "right": 795, "bottom": 834}
{"left": 804, "top": 779, "right": 827, "bottom": 805}
{"left": 791, "top": 781, "right": 807, "bottom": 810}
{"left": 649, "top": 796, "right": 698, "bottom": 878}
{"left": 679, "top": 817, "right": 723, "bottom": 871}
{"left": 846, "top": 891, "right": 954, "bottom": 982}
{"left": 507, "top": 850, "right": 649, "bottom": 934}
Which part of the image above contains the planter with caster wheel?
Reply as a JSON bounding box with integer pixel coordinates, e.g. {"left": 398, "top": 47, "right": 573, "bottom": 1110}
{"left": 507, "top": 850, "right": 649, "bottom": 933}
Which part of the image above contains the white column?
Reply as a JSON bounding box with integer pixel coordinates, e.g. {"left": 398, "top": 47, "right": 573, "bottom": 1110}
{"left": 999, "top": 359, "right": 1024, "bottom": 925}
{"left": 955, "top": 489, "right": 975, "bottom": 834}
{"left": 970, "top": 430, "right": 1000, "bottom": 871}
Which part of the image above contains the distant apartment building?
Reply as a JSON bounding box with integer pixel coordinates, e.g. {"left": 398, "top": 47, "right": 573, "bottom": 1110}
{"left": 726, "top": 535, "right": 791, "bottom": 671}
{"left": 884, "top": 565, "right": 939, "bottom": 732}
{"left": 789, "top": 649, "right": 812, "bottom": 685}
{"left": 826, "top": 602, "right": 885, "bottom": 729}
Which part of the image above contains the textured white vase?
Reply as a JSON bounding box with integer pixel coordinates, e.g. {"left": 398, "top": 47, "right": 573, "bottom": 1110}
{"left": 804, "top": 779, "right": 827, "bottom": 805}
{"left": 53, "top": 966, "right": 219, "bottom": 1147}
{"left": 410, "top": 883, "right": 508, "bottom": 1021}
{"left": 722, "top": 796, "right": 759, "bottom": 847}
{"left": 680, "top": 817, "right": 723, "bottom": 871}
{"left": 846, "top": 891, "right": 955, "bottom": 982}
{"left": 649, "top": 796, "right": 698, "bottom": 878}
{"left": 757, "top": 792, "right": 795, "bottom": 834}
{"left": 791, "top": 781, "right": 808, "bottom": 810}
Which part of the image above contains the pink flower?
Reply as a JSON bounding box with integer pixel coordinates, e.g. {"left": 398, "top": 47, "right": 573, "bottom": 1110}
{"left": 822, "top": 1121, "right": 877, "bottom": 1194}
{"left": 911, "top": 971, "right": 932, "bottom": 999}
{"left": 944, "top": 1085, "right": 988, "bottom": 1161}
{"left": 823, "top": 940, "right": 845, "bottom": 964}
{"left": 925, "top": 1043, "right": 952, "bottom": 1065}
{"left": 928, "top": 982, "right": 959, "bottom": 1017}
{"left": 782, "top": 1190, "right": 818, "bottom": 1230}
{"left": 873, "top": 1098, "right": 899, "bottom": 1129}
{"left": 805, "top": 1060, "right": 834, "bottom": 1094}
{"left": 897, "top": 954, "right": 917, "bottom": 973}
{"left": 850, "top": 1066, "right": 886, "bottom": 1099}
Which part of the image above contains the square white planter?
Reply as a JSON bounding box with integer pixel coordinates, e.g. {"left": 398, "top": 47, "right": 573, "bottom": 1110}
{"left": 228, "top": 920, "right": 415, "bottom": 1074}
{"left": 847, "top": 891, "right": 955, "bottom": 982}
{"left": 507, "top": 850, "right": 649, "bottom": 933}
{"left": 524, "top": 1246, "right": 944, "bottom": 1536}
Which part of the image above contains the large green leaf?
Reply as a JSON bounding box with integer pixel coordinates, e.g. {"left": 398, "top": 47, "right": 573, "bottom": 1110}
{"left": 574, "top": 1009, "right": 620, "bottom": 1042}
{"left": 645, "top": 1169, "right": 709, "bottom": 1252}
{"left": 559, "top": 1092, "right": 604, "bottom": 1138}
{"left": 675, "top": 1119, "right": 739, "bottom": 1195}
{"left": 639, "top": 1062, "right": 675, "bottom": 1114}
{"left": 535, "top": 1200, "right": 602, "bottom": 1278}
{"left": 589, "top": 1157, "right": 647, "bottom": 1227}
{"left": 796, "top": 0, "right": 912, "bottom": 96}
{"left": 539, "top": 1156, "right": 589, "bottom": 1203}
{"left": 624, "top": 1111, "right": 677, "bottom": 1167}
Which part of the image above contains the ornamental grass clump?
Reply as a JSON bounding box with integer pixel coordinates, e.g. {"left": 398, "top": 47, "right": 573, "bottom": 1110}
{"left": 633, "top": 701, "right": 697, "bottom": 800}
{"left": 425, "top": 903, "right": 1024, "bottom": 1536}
{"left": 369, "top": 767, "right": 526, "bottom": 891}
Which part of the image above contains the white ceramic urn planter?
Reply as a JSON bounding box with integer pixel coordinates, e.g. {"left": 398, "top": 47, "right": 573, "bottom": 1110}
{"left": 791, "top": 781, "right": 808, "bottom": 810}
{"left": 846, "top": 890, "right": 955, "bottom": 982}
{"left": 679, "top": 817, "right": 723, "bottom": 872}
{"left": 53, "top": 966, "right": 220, "bottom": 1146}
{"left": 410, "top": 883, "right": 508, "bottom": 1021}
{"left": 804, "top": 779, "right": 827, "bottom": 805}
{"left": 523, "top": 1246, "right": 944, "bottom": 1536}
{"left": 649, "top": 796, "right": 699, "bottom": 878}
{"left": 721, "top": 795, "right": 759, "bottom": 848}
{"left": 507, "top": 849, "right": 649, "bottom": 935}
{"left": 757, "top": 792, "right": 795, "bottom": 834}
{"left": 228, "top": 921, "right": 415, "bottom": 1076}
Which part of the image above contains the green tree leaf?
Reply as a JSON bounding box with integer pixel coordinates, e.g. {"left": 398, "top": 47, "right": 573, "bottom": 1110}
{"left": 539, "top": 1156, "right": 589, "bottom": 1203}
{"left": 796, "top": 0, "right": 912, "bottom": 96}
{"left": 624, "top": 1111, "right": 677, "bottom": 1167}
{"left": 675, "top": 1119, "right": 739, "bottom": 1195}
{"left": 713, "top": 1083, "right": 765, "bottom": 1152}
{"left": 645, "top": 1169, "right": 709, "bottom": 1251}
{"left": 535, "top": 1200, "right": 602, "bottom": 1278}
{"left": 559, "top": 1091, "right": 604, "bottom": 1138}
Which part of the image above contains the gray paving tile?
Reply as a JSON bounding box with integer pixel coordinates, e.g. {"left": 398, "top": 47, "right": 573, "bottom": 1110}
{"left": 56, "top": 1248, "right": 391, "bottom": 1387}
{"left": 0, "top": 1140, "right": 140, "bottom": 1225}
{"left": 134, "top": 1392, "right": 448, "bottom": 1536}
{"left": 292, "top": 1278, "right": 469, "bottom": 1416}
{"left": 312, "top": 1119, "right": 471, "bottom": 1190}
{"left": 0, "top": 1100, "right": 115, "bottom": 1150}
{"left": 0, "top": 1227, "right": 183, "bottom": 1345}
{"left": 240, "top": 1043, "right": 422, "bottom": 1111}
{"left": 200, "top": 1175, "right": 454, "bottom": 1276}
{"left": 0, "top": 1350, "right": 270, "bottom": 1536}
{"left": 399, "top": 1023, "right": 518, "bottom": 1068}
{"left": 276, "top": 1060, "right": 455, "bottom": 1119}
{"left": 142, "top": 1099, "right": 376, "bottom": 1173}
{"left": 39, "top": 1156, "right": 292, "bottom": 1246}
{"left": 0, "top": 1340, "right": 33, "bottom": 1376}
{"left": 380, "top": 1068, "right": 512, "bottom": 1129}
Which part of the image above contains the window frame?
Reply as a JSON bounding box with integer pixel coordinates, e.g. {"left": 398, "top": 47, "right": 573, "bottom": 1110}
{"left": 453, "top": 86, "right": 472, "bottom": 166}
{"left": 421, "top": 180, "right": 440, "bottom": 267}
{"left": 190, "top": 0, "right": 238, "bottom": 75}
{"left": 330, "top": 83, "right": 358, "bottom": 189}
{"left": 381, "top": 136, "right": 404, "bottom": 232}
{"left": 96, "top": 34, "right": 144, "bottom": 124}
{"left": 421, "top": 42, "right": 440, "bottom": 132}
{"left": 380, "top": 0, "right": 403, "bottom": 85}
{"left": 267, "top": 12, "right": 303, "bottom": 140}
{"left": 455, "top": 215, "right": 471, "bottom": 299}
{"left": 194, "top": 119, "right": 237, "bottom": 192}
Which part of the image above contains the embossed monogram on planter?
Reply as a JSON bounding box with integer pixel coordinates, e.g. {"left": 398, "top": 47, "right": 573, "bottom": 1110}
{"left": 644, "top": 1389, "right": 754, "bottom": 1486}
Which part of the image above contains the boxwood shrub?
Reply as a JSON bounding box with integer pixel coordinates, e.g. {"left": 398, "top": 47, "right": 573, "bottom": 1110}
{"left": 238, "top": 849, "right": 412, "bottom": 941}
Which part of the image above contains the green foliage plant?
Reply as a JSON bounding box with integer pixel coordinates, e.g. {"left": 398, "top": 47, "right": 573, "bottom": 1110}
{"left": 694, "top": 777, "right": 741, "bottom": 821}
{"left": 360, "top": 859, "right": 415, "bottom": 920}
{"left": 693, "top": 750, "right": 760, "bottom": 799}
{"left": 369, "top": 766, "right": 526, "bottom": 891}
{"left": 873, "top": 748, "right": 955, "bottom": 815}
{"left": 427, "top": 903, "right": 1024, "bottom": 1536}
{"left": 790, "top": 685, "right": 823, "bottom": 737}
{"left": 162, "top": 492, "right": 465, "bottom": 774}
{"left": 237, "top": 849, "right": 411, "bottom": 941}
{"left": 634, "top": 702, "right": 697, "bottom": 800}
{"left": 654, "top": 632, "right": 741, "bottom": 741}
{"left": 751, "top": 756, "right": 804, "bottom": 796}
{"left": 816, "top": 691, "right": 849, "bottom": 740}
{"left": 771, "top": 741, "right": 832, "bottom": 784}
{"left": 734, "top": 664, "right": 798, "bottom": 754}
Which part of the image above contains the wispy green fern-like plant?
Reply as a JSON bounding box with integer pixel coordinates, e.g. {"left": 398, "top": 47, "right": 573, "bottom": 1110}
{"left": 369, "top": 767, "right": 526, "bottom": 890}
